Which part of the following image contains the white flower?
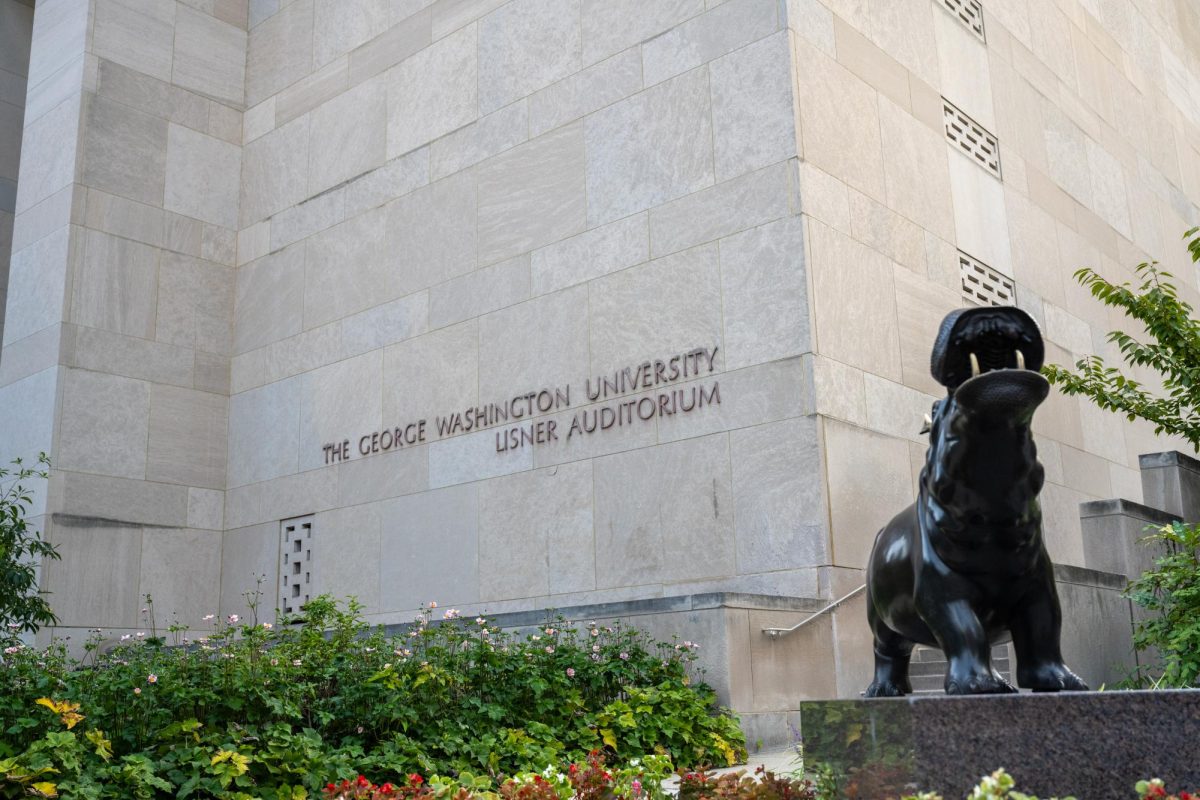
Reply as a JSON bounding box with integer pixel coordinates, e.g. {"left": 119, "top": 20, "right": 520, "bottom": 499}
{"left": 476, "top": 617, "right": 487, "bottom": 625}
{"left": 442, "top": 608, "right": 460, "bottom": 620}
{"left": 202, "top": 614, "right": 216, "bottom": 622}
{"left": 262, "top": 623, "right": 273, "bottom": 629}
{"left": 120, "top": 634, "right": 132, "bottom": 641}
{"left": 227, "top": 614, "right": 239, "bottom": 624}
{"left": 292, "top": 659, "right": 302, "bottom": 666}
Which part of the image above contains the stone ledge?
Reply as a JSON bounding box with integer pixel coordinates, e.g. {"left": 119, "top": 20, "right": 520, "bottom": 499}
{"left": 800, "top": 690, "right": 1200, "bottom": 800}
{"left": 1138, "top": 450, "right": 1200, "bottom": 472}
{"left": 1079, "top": 497, "right": 1181, "bottom": 524}
{"left": 1051, "top": 562, "right": 1127, "bottom": 590}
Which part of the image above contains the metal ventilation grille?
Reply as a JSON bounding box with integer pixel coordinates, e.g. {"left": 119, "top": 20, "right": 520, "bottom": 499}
{"left": 939, "top": 0, "right": 985, "bottom": 41}
{"left": 279, "top": 516, "right": 314, "bottom": 616}
{"left": 944, "top": 99, "right": 1002, "bottom": 179}
{"left": 960, "top": 251, "right": 1014, "bottom": 306}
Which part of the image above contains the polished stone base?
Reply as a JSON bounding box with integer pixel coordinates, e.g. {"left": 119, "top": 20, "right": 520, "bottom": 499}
{"left": 799, "top": 691, "right": 1200, "bottom": 799}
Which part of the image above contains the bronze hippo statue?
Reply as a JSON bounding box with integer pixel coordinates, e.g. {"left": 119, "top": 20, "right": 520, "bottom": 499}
{"left": 865, "top": 306, "right": 1088, "bottom": 696}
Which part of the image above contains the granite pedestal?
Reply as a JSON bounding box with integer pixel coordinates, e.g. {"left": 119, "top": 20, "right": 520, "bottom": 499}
{"left": 800, "top": 691, "right": 1200, "bottom": 799}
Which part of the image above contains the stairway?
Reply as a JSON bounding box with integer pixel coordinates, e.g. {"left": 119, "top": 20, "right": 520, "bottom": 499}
{"left": 908, "top": 643, "right": 1015, "bottom": 694}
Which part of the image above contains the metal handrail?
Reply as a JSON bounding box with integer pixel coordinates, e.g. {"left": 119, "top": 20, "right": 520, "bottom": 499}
{"left": 761, "top": 584, "right": 867, "bottom": 639}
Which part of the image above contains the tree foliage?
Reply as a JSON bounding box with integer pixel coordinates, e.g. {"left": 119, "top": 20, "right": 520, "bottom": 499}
{"left": 1042, "top": 228, "right": 1200, "bottom": 450}
{"left": 0, "top": 453, "right": 59, "bottom": 648}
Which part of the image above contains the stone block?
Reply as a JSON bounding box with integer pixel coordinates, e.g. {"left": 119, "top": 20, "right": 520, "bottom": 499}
{"left": 385, "top": 24, "right": 477, "bottom": 158}
{"left": 479, "top": 460, "right": 594, "bottom": 601}
{"left": 240, "top": 113, "right": 309, "bottom": 227}
{"left": 81, "top": 93, "right": 168, "bottom": 207}
{"left": 139, "top": 527, "right": 222, "bottom": 629}
{"left": 275, "top": 56, "right": 347, "bottom": 127}
{"left": 878, "top": 97, "right": 954, "bottom": 241}
{"left": 477, "top": 122, "right": 586, "bottom": 263}
{"left": 0, "top": 368, "right": 57, "bottom": 476}
{"left": 146, "top": 384, "right": 228, "bottom": 489}
{"left": 932, "top": 3, "right": 993, "bottom": 129}
{"left": 224, "top": 467, "right": 337, "bottom": 529}
{"left": 429, "top": 0, "right": 505, "bottom": 39}
{"left": 1085, "top": 138, "right": 1132, "bottom": 240}
{"left": 314, "top": 0, "right": 389, "bottom": 67}
{"left": 246, "top": 0, "right": 312, "bottom": 106}
{"left": 299, "top": 351, "right": 383, "bottom": 472}
{"left": 430, "top": 427, "right": 533, "bottom": 489}
{"left": 528, "top": 47, "right": 642, "bottom": 137}
{"left": 340, "top": 292, "right": 428, "bottom": 357}
{"left": 1041, "top": 100, "right": 1092, "bottom": 208}
{"left": 947, "top": 147, "right": 1013, "bottom": 276}
{"left": 430, "top": 254, "right": 529, "bottom": 329}
{"left": 173, "top": 6, "right": 246, "bottom": 107}
{"left": 831, "top": 14, "right": 909, "bottom": 111}
{"left": 478, "top": 283, "right": 588, "bottom": 395}
{"left": 270, "top": 188, "right": 346, "bottom": 251}
{"left": 730, "top": 417, "right": 827, "bottom": 572}
{"left": 243, "top": 97, "right": 275, "bottom": 143}
{"left": 594, "top": 434, "right": 734, "bottom": 588}
{"left": 380, "top": 484, "right": 478, "bottom": 611}
{"left": 303, "top": 204, "right": 391, "bottom": 329}
{"left": 1140, "top": 451, "right": 1200, "bottom": 522}
{"left": 530, "top": 213, "right": 648, "bottom": 296}
{"left": 0, "top": 1, "right": 32, "bottom": 77}
{"left": 650, "top": 161, "right": 792, "bottom": 258}
{"left": 580, "top": 0, "right": 702, "bottom": 66}
{"left": 1039, "top": 481, "right": 1087, "bottom": 566}
{"left": 812, "top": 355, "right": 867, "bottom": 427}
{"left": 342, "top": 146, "right": 429, "bottom": 218}
{"left": 1005, "top": 187, "right": 1062, "bottom": 305}
{"left": 863, "top": 373, "right": 938, "bottom": 445}
{"left": 53, "top": 470, "right": 189, "bottom": 527}
{"left": 801, "top": 690, "right": 1200, "bottom": 800}
{"left": 220, "top": 522, "right": 279, "bottom": 620}
{"left": 643, "top": 0, "right": 778, "bottom": 88}
{"left": 808, "top": 219, "right": 902, "bottom": 381}
{"left": 792, "top": 38, "right": 884, "bottom": 202}
{"left": 893, "top": 266, "right": 959, "bottom": 397}
{"left": 386, "top": 169, "right": 477, "bottom": 295}
{"left": 3, "top": 227, "right": 69, "bottom": 346}
{"left": 751, "top": 608, "right": 838, "bottom": 707}
{"left": 656, "top": 356, "right": 811, "bottom": 443}
{"left": 383, "top": 321, "right": 478, "bottom": 431}
{"left": 430, "top": 100, "right": 529, "bottom": 181}
{"left": 336, "top": 444, "right": 428, "bottom": 506}
{"left": 709, "top": 30, "right": 793, "bottom": 182}
{"left": 235, "top": 243, "right": 305, "bottom": 354}
{"left": 163, "top": 211, "right": 203, "bottom": 257}
{"left": 72, "top": 230, "right": 157, "bottom": 339}
{"left": 589, "top": 245, "right": 722, "bottom": 376}
{"left": 188, "top": 487, "right": 225, "bottom": 530}
{"left": 41, "top": 520, "right": 142, "bottom": 628}
{"left": 847, "top": 189, "right": 926, "bottom": 274}
{"left": 58, "top": 368, "right": 150, "bottom": 480}
{"left": 26, "top": 0, "right": 87, "bottom": 89}
{"left": 1080, "top": 498, "right": 1176, "bottom": 581}
{"left": 478, "top": 0, "right": 580, "bottom": 114}
{"left": 227, "top": 376, "right": 302, "bottom": 487}
{"left": 84, "top": 188, "right": 162, "bottom": 248}
{"left": 312, "top": 503, "right": 382, "bottom": 610}
{"left": 0, "top": 325, "right": 64, "bottom": 390}
{"left": 718, "top": 215, "right": 808, "bottom": 371}
{"left": 13, "top": 95, "right": 78, "bottom": 215}
{"left": 92, "top": 0, "right": 174, "bottom": 82}
{"left": 194, "top": 351, "right": 231, "bottom": 394}
{"left": 824, "top": 418, "right": 913, "bottom": 569}
{"left": 307, "top": 76, "right": 387, "bottom": 195}
{"left": 531, "top": 396, "right": 659, "bottom": 469}
{"left": 24, "top": 55, "right": 83, "bottom": 134}
{"left": 347, "top": 6, "right": 431, "bottom": 84}
{"left": 155, "top": 252, "right": 233, "bottom": 354}
{"left": 584, "top": 67, "right": 714, "bottom": 226}
{"left": 165, "top": 123, "right": 242, "bottom": 230}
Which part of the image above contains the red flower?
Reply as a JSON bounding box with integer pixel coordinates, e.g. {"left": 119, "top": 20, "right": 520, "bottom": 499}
{"left": 381, "top": 783, "right": 394, "bottom": 793}
{"left": 357, "top": 775, "right": 370, "bottom": 787}
{"left": 408, "top": 774, "right": 424, "bottom": 786}
{"left": 569, "top": 764, "right": 578, "bottom": 775}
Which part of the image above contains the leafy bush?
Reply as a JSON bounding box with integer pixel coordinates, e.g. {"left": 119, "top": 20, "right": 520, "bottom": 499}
{"left": 1123, "top": 521, "right": 1200, "bottom": 687}
{"left": 0, "top": 454, "right": 59, "bottom": 649}
{"left": 1042, "top": 231, "right": 1200, "bottom": 688}
{"left": 0, "top": 596, "right": 745, "bottom": 798}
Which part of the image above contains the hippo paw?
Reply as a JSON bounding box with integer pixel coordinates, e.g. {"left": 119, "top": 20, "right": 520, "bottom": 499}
{"left": 945, "top": 673, "right": 1017, "bottom": 695}
{"left": 1020, "top": 664, "right": 1089, "bottom": 692}
{"left": 865, "top": 681, "right": 907, "bottom": 698}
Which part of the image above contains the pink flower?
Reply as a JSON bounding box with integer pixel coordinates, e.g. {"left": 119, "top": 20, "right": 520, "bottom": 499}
{"left": 147, "top": 673, "right": 157, "bottom": 684}
{"left": 202, "top": 614, "right": 215, "bottom": 622}
{"left": 590, "top": 629, "right": 599, "bottom": 637}
{"left": 619, "top": 652, "right": 629, "bottom": 661}
{"left": 428, "top": 601, "right": 438, "bottom": 608}
{"left": 442, "top": 608, "right": 460, "bottom": 620}
{"left": 133, "top": 687, "right": 142, "bottom": 695}
{"left": 262, "top": 623, "right": 273, "bottom": 629}
{"left": 566, "top": 668, "right": 576, "bottom": 678}
{"left": 227, "top": 614, "right": 239, "bottom": 624}
{"left": 476, "top": 617, "right": 487, "bottom": 625}
{"left": 545, "top": 646, "right": 555, "bottom": 654}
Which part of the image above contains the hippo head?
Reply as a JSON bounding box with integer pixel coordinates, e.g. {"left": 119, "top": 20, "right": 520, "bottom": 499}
{"left": 931, "top": 306, "right": 1049, "bottom": 423}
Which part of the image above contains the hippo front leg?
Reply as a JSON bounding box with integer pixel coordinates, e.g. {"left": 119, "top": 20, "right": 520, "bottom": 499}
{"left": 1010, "top": 573, "right": 1088, "bottom": 692}
{"left": 917, "top": 591, "right": 1016, "bottom": 694}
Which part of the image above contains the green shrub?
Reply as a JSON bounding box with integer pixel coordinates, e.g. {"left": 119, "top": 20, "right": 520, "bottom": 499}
{"left": 0, "top": 454, "right": 59, "bottom": 648}
{"left": 1123, "top": 521, "right": 1200, "bottom": 687}
{"left": 0, "top": 596, "right": 744, "bottom": 798}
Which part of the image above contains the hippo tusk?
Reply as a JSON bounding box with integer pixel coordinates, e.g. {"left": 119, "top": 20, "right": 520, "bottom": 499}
{"left": 1016, "top": 349, "right": 1025, "bottom": 370}
{"left": 969, "top": 352, "right": 980, "bottom": 377}
{"left": 920, "top": 413, "right": 933, "bottom": 434}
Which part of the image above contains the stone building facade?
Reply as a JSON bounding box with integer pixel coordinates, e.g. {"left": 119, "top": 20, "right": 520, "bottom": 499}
{"left": 1, "top": 0, "right": 1199, "bottom": 741}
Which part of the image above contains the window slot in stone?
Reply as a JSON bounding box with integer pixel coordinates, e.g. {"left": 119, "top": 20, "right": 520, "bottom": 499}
{"left": 279, "top": 515, "right": 315, "bottom": 616}
{"left": 959, "top": 250, "right": 1014, "bottom": 307}
{"left": 943, "top": 99, "right": 1001, "bottom": 180}
{"left": 938, "top": 0, "right": 985, "bottom": 41}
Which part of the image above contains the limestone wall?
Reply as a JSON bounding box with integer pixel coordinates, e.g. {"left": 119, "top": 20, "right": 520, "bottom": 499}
{"left": 0, "top": 0, "right": 32, "bottom": 342}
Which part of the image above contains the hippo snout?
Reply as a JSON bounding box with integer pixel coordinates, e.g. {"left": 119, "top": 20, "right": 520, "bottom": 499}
{"left": 953, "top": 368, "right": 1050, "bottom": 419}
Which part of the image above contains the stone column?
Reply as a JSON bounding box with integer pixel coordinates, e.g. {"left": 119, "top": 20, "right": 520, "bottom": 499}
{"left": 1139, "top": 451, "right": 1200, "bottom": 522}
